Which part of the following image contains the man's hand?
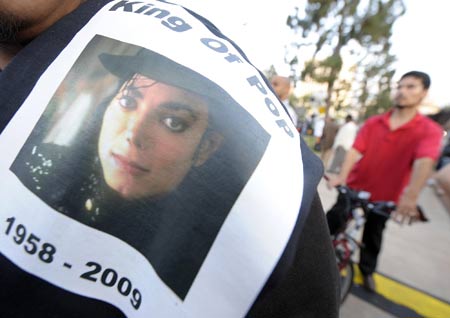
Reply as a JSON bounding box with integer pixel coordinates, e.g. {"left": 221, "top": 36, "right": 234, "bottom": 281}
{"left": 326, "top": 174, "right": 345, "bottom": 190}
{"left": 326, "top": 148, "right": 361, "bottom": 190}
{"left": 393, "top": 158, "right": 435, "bottom": 225}
{"left": 393, "top": 192, "right": 420, "bottom": 225}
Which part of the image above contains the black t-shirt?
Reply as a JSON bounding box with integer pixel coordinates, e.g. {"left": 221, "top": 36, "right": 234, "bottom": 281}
{"left": 0, "top": 1, "right": 339, "bottom": 317}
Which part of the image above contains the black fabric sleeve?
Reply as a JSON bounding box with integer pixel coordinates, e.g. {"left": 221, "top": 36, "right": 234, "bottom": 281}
{"left": 247, "top": 194, "right": 340, "bottom": 318}
{"left": 247, "top": 138, "right": 340, "bottom": 318}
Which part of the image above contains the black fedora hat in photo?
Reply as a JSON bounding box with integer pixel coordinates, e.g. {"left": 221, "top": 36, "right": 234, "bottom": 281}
{"left": 99, "top": 48, "right": 225, "bottom": 102}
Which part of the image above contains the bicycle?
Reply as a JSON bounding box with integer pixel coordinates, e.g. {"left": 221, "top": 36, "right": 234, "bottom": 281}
{"left": 327, "top": 185, "right": 429, "bottom": 305}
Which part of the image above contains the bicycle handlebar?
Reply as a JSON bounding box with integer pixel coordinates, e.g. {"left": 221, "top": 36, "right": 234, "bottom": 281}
{"left": 331, "top": 181, "right": 428, "bottom": 222}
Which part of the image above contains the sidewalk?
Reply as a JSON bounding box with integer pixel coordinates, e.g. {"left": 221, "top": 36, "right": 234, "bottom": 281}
{"left": 318, "top": 179, "right": 450, "bottom": 317}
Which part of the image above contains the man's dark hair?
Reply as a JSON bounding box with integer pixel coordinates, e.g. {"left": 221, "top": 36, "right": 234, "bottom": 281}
{"left": 400, "top": 71, "right": 431, "bottom": 89}
{"left": 345, "top": 114, "right": 353, "bottom": 122}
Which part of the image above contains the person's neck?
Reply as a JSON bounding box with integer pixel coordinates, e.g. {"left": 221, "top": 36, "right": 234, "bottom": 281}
{"left": 389, "top": 105, "right": 418, "bottom": 130}
{"left": 0, "top": 43, "right": 22, "bottom": 70}
{"left": 279, "top": 96, "right": 289, "bottom": 103}
{"left": 0, "top": 1, "right": 86, "bottom": 71}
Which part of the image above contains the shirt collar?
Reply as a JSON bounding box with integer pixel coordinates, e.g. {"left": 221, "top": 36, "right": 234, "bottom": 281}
{"left": 381, "top": 109, "right": 422, "bottom": 131}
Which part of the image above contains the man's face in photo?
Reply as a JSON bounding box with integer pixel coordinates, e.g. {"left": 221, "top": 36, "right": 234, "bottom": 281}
{"left": 98, "top": 74, "right": 222, "bottom": 200}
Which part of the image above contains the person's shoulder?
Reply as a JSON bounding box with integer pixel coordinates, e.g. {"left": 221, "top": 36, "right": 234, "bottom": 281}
{"left": 348, "top": 121, "right": 358, "bottom": 129}
{"left": 368, "top": 113, "right": 385, "bottom": 123}
{"left": 360, "top": 114, "right": 384, "bottom": 128}
{"left": 419, "top": 114, "right": 444, "bottom": 133}
{"left": 247, "top": 193, "right": 340, "bottom": 318}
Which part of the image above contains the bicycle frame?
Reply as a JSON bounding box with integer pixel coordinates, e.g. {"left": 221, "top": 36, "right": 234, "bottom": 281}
{"left": 329, "top": 185, "right": 394, "bottom": 303}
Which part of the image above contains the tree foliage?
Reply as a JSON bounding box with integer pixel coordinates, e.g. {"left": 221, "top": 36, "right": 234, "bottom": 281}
{"left": 287, "top": 0, "right": 405, "bottom": 118}
{"left": 263, "top": 64, "right": 278, "bottom": 80}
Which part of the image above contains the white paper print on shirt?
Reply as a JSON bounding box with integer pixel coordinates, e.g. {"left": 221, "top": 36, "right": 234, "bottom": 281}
{"left": 0, "top": 1, "right": 303, "bottom": 317}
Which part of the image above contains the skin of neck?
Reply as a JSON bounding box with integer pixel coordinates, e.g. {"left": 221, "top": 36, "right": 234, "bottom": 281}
{"left": 392, "top": 103, "right": 419, "bottom": 118}
{"left": 0, "top": 43, "right": 22, "bottom": 69}
{"left": 280, "top": 93, "right": 289, "bottom": 101}
{"left": 0, "top": 1, "right": 84, "bottom": 70}
{"left": 389, "top": 101, "right": 423, "bottom": 130}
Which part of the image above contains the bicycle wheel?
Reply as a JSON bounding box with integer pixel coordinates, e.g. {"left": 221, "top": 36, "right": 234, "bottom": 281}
{"left": 339, "top": 261, "right": 354, "bottom": 303}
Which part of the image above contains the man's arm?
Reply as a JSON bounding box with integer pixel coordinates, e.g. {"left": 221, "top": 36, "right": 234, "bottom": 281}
{"left": 248, "top": 135, "right": 340, "bottom": 317}
{"left": 247, "top": 194, "right": 340, "bottom": 318}
{"left": 395, "top": 157, "right": 435, "bottom": 223}
{"left": 327, "top": 147, "right": 362, "bottom": 187}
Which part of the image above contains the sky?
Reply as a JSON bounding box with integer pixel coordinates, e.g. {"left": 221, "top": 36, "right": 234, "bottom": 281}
{"left": 174, "top": 0, "right": 450, "bottom": 107}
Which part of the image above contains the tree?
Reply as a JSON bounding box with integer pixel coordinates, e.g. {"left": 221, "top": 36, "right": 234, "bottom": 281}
{"left": 287, "top": 0, "right": 405, "bottom": 117}
{"left": 263, "top": 64, "right": 278, "bottom": 80}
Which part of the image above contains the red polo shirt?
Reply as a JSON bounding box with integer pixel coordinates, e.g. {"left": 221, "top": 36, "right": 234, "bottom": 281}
{"left": 347, "top": 111, "right": 442, "bottom": 202}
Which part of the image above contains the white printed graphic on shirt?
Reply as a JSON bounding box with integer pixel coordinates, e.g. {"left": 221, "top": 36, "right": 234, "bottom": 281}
{"left": 0, "top": 1, "right": 303, "bottom": 317}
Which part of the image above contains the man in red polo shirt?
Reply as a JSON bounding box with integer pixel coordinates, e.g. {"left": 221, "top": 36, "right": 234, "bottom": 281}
{"left": 328, "top": 71, "right": 442, "bottom": 292}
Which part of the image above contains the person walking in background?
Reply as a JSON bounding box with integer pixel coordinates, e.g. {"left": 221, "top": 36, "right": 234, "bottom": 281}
{"left": 327, "top": 71, "right": 442, "bottom": 293}
{"left": 327, "top": 114, "right": 358, "bottom": 174}
{"left": 270, "top": 75, "right": 299, "bottom": 127}
{"left": 427, "top": 108, "right": 450, "bottom": 211}
{"left": 312, "top": 115, "right": 325, "bottom": 151}
{"left": 320, "top": 116, "right": 339, "bottom": 170}
{"left": 431, "top": 164, "right": 450, "bottom": 212}
{"left": 428, "top": 108, "right": 450, "bottom": 170}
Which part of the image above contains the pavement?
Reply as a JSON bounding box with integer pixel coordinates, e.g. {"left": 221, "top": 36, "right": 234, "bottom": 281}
{"left": 317, "top": 179, "right": 450, "bottom": 318}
